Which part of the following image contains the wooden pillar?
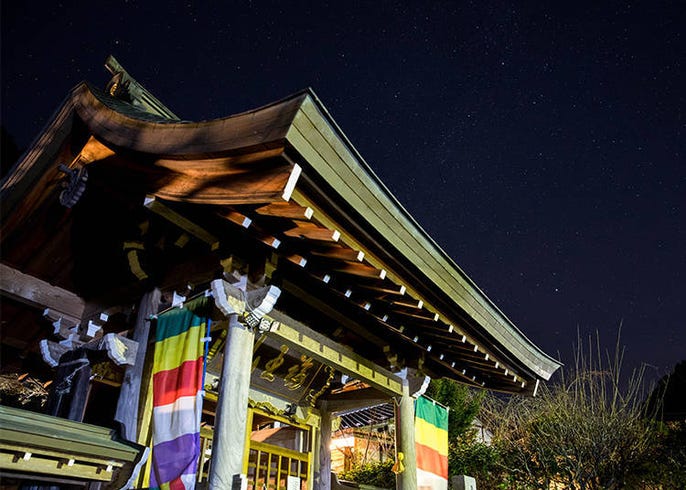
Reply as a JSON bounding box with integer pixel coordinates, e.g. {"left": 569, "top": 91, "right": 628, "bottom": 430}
{"left": 395, "top": 380, "right": 417, "bottom": 490}
{"left": 209, "top": 314, "right": 255, "bottom": 489}
{"left": 115, "top": 288, "right": 161, "bottom": 441}
{"left": 315, "top": 401, "right": 332, "bottom": 490}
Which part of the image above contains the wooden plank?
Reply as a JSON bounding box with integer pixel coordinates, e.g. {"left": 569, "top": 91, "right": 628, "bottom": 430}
{"left": 217, "top": 208, "right": 252, "bottom": 228}
{"left": 332, "top": 263, "right": 386, "bottom": 280}
{"left": 0, "top": 451, "right": 114, "bottom": 481}
{"left": 255, "top": 202, "right": 314, "bottom": 220}
{"left": 0, "top": 263, "right": 84, "bottom": 323}
{"left": 308, "top": 246, "right": 364, "bottom": 263}
{"left": 144, "top": 195, "right": 220, "bottom": 249}
{"left": 283, "top": 223, "right": 340, "bottom": 243}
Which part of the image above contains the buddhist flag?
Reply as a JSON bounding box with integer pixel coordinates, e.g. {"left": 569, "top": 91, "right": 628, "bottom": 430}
{"left": 148, "top": 299, "right": 208, "bottom": 490}
{"left": 415, "top": 396, "right": 449, "bottom": 490}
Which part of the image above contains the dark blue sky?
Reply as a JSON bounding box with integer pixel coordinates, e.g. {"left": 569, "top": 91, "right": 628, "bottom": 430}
{"left": 2, "top": 1, "right": 684, "bottom": 381}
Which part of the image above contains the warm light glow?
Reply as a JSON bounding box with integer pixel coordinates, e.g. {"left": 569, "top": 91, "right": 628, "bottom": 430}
{"left": 331, "top": 436, "right": 355, "bottom": 450}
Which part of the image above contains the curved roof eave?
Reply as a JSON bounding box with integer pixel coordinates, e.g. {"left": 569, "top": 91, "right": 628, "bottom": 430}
{"left": 284, "top": 88, "right": 562, "bottom": 381}
{"left": 3, "top": 82, "right": 561, "bottom": 383}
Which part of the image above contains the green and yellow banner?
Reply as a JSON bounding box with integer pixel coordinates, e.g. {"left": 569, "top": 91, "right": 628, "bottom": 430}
{"left": 415, "top": 395, "right": 448, "bottom": 489}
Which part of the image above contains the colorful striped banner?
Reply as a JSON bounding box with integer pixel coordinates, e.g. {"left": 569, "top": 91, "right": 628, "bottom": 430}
{"left": 415, "top": 395, "right": 449, "bottom": 490}
{"left": 147, "top": 298, "right": 208, "bottom": 490}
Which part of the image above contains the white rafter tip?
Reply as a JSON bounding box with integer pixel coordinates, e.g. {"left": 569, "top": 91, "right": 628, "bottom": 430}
{"left": 484, "top": 354, "right": 489, "bottom": 361}
{"left": 521, "top": 381, "right": 526, "bottom": 388}
{"left": 451, "top": 362, "right": 456, "bottom": 367}
{"left": 379, "top": 269, "right": 387, "bottom": 279}
{"left": 344, "top": 289, "right": 352, "bottom": 298}
{"left": 304, "top": 207, "right": 314, "bottom": 219}
{"left": 417, "top": 300, "right": 424, "bottom": 309}
{"left": 99, "top": 313, "right": 109, "bottom": 322}
{"left": 513, "top": 375, "right": 518, "bottom": 382}
{"left": 242, "top": 217, "right": 252, "bottom": 228}
{"left": 23, "top": 452, "right": 32, "bottom": 461}
{"left": 332, "top": 230, "right": 341, "bottom": 242}
{"left": 271, "top": 238, "right": 281, "bottom": 249}
{"left": 439, "top": 354, "right": 444, "bottom": 360}
{"left": 433, "top": 313, "right": 439, "bottom": 321}
{"left": 398, "top": 285, "right": 406, "bottom": 295}
{"left": 473, "top": 344, "right": 479, "bottom": 352}
{"left": 355, "top": 250, "right": 365, "bottom": 261}
{"left": 282, "top": 163, "right": 302, "bottom": 201}
{"left": 322, "top": 274, "right": 331, "bottom": 283}
{"left": 495, "top": 362, "right": 499, "bottom": 369}
{"left": 462, "top": 369, "right": 466, "bottom": 375}
{"left": 67, "top": 459, "right": 75, "bottom": 466}
{"left": 504, "top": 369, "right": 509, "bottom": 376}
{"left": 413, "top": 336, "right": 419, "bottom": 342}
{"left": 363, "top": 302, "right": 371, "bottom": 310}
{"left": 447, "top": 324, "right": 454, "bottom": 333}
{"left": 427, "top": 345, "right": 432, "bottom": 352}
{"left": 460, "top": 335, "right": 466, "bottom": 343}
{"left": 381, "top": 314, "right": 389, "bottom": 322}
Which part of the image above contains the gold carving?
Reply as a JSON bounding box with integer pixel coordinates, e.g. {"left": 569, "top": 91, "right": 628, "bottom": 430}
{"left": 284, "top": 355, "right": 314, "bottom": 390}
{"left": 304, "top": 366, "right": 335, "bottom": 407}
{"left": 260, "top": 345, "right": 288, "bottom": 381}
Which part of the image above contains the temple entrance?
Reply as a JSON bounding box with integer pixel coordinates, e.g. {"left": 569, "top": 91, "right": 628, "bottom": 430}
{"left": 246, "top": 408, "right": 313, "bottom": 490}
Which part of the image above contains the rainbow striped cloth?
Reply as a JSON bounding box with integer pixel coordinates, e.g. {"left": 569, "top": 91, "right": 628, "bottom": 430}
{"left": 415, "top": 395, "right": 449, "bottom": 489}
{"left": 148, "top": 298, "right": 209, "bottom": 489}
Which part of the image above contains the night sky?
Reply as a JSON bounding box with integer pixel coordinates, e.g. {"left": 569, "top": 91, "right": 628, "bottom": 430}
{"left": 2, "top": 1, "right": 684, "bottom": 382}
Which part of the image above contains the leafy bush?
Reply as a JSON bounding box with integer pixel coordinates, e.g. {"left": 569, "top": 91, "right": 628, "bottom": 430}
{"left": 338, "top": 459, "right": 396, "bottom": 489}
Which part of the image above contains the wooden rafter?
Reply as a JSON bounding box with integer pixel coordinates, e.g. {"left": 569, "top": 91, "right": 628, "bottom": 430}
{"left": 254, "top": 202, "right": 313, "bottom": 221}
{"left": 143, "top": 195, "right": 219, "bottom": 250}
{"left": 283, "top": 223, "right": 340, "bottom": 243}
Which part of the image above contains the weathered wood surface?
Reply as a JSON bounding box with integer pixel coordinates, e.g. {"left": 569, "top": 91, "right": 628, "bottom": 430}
{"left": 255, "top": 202, "right": 314, "bottom": 220}
{"left": 267, "top": 305, "right": 403, "bottom": 396}
{"left": 144, "top": 196, "right": 219, "bottom": 249}
{"left": 115, "top": 289, "right": 161, "bottom": 442}
{"left": 73, "top": 82, "right": 306, "bottom": 155}
{"left": 314, "top": 401, "right": 332, "bottom": 490}
{"left": 395, "top": 381, "right": 418, "bottom": 490}
{"left": 0, "top": 263, "right": 85, "bottom": 324}
{"left": 0, "top": 405, "right": 141, "bottom": 483}
{"left": 209, "top": 315, "right": 255, "bottom": 489}
{"left": 283, "top": 223, "right": 340, "bottom": 242}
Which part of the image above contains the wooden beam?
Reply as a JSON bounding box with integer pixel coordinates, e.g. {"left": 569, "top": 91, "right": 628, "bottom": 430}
{"left": 283, "top": 223, "right": 340, "bottom": 243}
{"left": 309, "top": 246, "right": 364, "bottom": 263}
{"left": 255, "top": 202, "right": 313, "bottom": 220}
{"left": 216, "top": 208, "right": 252, "bottom": 228}
{"left": 143, "top": 195, "right": 219, "bottom": 250}
{"left": 332, "top": 263, "right": 386, "bottom": 280}
{"left": 0, "top": 263, "right": 84, "bottom": 324}
{"left": 267, "top": 312, "right": 403, "bottom": 396}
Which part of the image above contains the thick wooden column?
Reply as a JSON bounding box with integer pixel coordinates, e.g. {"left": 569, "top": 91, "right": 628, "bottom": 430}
{"left": 209, "top": 314, "right": 255, "bottom": 489}
{"left": 115, "top": 288, "right": 161, "bottom": 441}
{"left": 395, "top": 380, "right": 417, "bottom": 490}
{"left": 315, "top": 401, "right": 332, "bottom": 490}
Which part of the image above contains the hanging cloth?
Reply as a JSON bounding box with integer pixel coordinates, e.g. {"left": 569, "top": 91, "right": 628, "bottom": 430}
{"left": 415, "top": 395, "right": 449, "bottom": 490}
{"left": 147, "top": 296, "right": 209, "bottom": 490}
